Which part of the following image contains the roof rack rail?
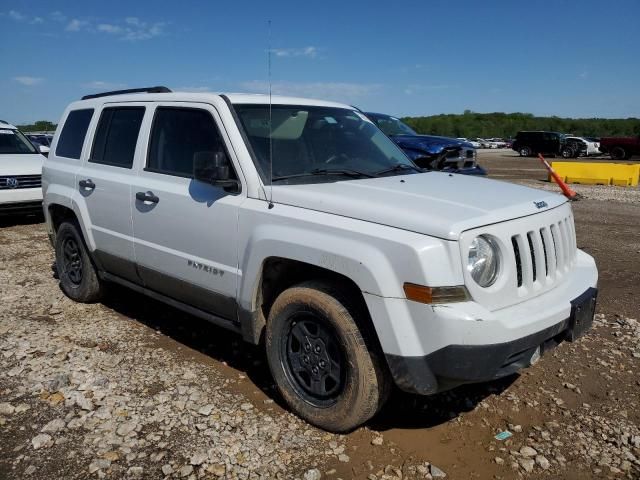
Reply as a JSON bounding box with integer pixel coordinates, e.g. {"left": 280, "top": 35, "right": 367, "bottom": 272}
{"left": 0, "top": 120, "right": 8, "bottom": 124}
{"left": 81, "top": 86, "right": 172, "bottom": 100}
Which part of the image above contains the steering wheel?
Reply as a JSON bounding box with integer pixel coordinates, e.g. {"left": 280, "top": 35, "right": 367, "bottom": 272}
{"left": 325, "top": 153, "right": 350, "bottom": 165}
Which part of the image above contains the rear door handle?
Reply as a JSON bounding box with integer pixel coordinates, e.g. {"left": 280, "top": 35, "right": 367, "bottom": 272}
{"left": 136, "top": 191, "right": 160, "bottom": 204}
{"left": 78, "top": 179, "right": 95, "bottom": 190}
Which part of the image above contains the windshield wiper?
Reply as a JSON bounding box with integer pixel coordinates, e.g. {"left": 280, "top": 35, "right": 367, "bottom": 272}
{"left": 272, "top": 168, "right": 377, "bottom": 182}
{"left": 374, "top": 163, "right": 422, "bottom": 176}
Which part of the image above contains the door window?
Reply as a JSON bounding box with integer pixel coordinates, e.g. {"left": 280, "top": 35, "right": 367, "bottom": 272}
{"left": 55, "top": 109, "right": 94, "bottom": 159}
{"left": 146, "top": 107, "right": 234, "bottom": 178}
{"left": 90, "top": 107, "right": 145, "bottom": 168}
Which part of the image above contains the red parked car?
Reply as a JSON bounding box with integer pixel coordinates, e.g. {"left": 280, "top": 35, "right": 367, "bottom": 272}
{"left": 599, "top": 136, "right": 640, "bottom": 160}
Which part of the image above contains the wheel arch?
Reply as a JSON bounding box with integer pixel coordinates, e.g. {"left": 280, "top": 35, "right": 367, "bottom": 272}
{"left": 239, "top": 257, "right": 382, "bottom": 352}
{"left": 48, "top": 203, "right": 79, "bottom": 244}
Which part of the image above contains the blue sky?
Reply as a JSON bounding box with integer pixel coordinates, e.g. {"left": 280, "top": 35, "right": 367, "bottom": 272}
{"left": 1, "top": 0, "right": 639, "bottom": 124}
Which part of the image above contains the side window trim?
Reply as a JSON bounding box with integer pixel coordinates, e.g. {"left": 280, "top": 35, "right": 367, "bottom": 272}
{"left": 143, "top": 105, "right": 238, "bottom": 181}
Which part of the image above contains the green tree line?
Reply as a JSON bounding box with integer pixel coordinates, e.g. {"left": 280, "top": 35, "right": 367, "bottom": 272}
{"left": 16, "top": 120, "right": 57, "bottom": 132}
{"left": 15, "top": 113, "right": 640, "bottom": 138}
{"left": 402, "top": 111, "right": 640, "bottom": 139}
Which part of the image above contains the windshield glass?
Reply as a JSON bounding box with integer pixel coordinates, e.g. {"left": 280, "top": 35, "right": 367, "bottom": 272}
{"left": 0, "top": 129, "right": 38, "bottom": 154}
{"left": 235, "top": 105, "right": 417, "bottom": 185}
{"left": 367, "top": 114, "right": 417, "bottom": 136}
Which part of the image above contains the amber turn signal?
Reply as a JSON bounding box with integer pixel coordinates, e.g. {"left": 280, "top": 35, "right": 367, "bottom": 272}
{"left": 403, "top": 283, "right": 470, "bottom": 304}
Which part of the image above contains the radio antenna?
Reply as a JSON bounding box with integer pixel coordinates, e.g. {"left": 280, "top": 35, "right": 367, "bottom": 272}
{"left": 267, "top": 19, "right": 274, "bottom": 209}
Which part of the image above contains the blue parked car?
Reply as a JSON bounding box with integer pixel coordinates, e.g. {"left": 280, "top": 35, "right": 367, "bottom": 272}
{"left": 365, "top": 112, "right": 487, "bottom": 175}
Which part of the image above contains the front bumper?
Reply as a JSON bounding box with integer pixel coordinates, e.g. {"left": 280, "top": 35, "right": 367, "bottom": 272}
{"left": 0, "top": 188, "right": 43, "bottom": 215}
{"left": 386, "top": 287, "right": 597, "bottom": 394}
{"left": 0, "top": 200, "right": 43, "bottom": 215}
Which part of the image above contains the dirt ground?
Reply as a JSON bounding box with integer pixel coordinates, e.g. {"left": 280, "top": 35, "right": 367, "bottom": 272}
{"left": 1, "top": 150, "right": 639, "bottom": 479}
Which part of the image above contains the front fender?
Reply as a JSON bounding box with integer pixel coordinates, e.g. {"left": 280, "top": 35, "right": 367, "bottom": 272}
{"left": 238, "top": 223, "right": 395, "bottom": 313}
{"left": 236, "top": 200, "right": 464, "bottom": 350}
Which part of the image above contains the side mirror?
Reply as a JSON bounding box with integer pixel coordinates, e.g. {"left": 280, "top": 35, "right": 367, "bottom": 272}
{"left": 38, "top": 145, "right": 50, "bottom": 157}
{"left": 193, "top": 151, "right": 239, "bottom": 190}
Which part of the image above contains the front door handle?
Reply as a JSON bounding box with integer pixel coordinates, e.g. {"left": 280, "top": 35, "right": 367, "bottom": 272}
{"left": 135, "top": 191, "right": 160, "bottom": 204}
{"left": 79, "top": 179, "right": 95, "bottom": 190}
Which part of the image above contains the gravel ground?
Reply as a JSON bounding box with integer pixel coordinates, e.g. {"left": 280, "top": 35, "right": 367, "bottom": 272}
{"left": 1, "top": 153, "right": 639, "bottom": 479}
{"left": 0, "top": 223, "right": 346, "bottom": 479}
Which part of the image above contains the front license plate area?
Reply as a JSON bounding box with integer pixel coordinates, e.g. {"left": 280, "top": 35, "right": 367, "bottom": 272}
{"left": 567, "top": 287, "right": 597, "bottom": 342}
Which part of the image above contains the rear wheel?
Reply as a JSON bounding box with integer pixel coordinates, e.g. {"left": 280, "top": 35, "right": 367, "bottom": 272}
{"left": 265, "top": 281, "right": 390, "bottom": 432}
{"left": 54, "top": 221, "right": 103, "bottom": 302}
{"left": 610, "top": 146, "right": 627, "bottom": 160}
{"left": 561, "top": 146, "right": 574, "bottom": 159}
{"left": 519, "top": 146, "right": 531, "bottom": 157}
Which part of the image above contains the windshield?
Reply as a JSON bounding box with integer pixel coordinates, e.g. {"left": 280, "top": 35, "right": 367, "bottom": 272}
{"left": 0, "top": 129, "right": 38, "bottom": 154}
{"left": 235, "top": 105, "right": 417, "bottom": 185}
{"left": 367, "top": 114, "right": 418, "bottom": 136}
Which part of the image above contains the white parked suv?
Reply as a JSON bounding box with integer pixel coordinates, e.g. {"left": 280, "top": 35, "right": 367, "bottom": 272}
{"left": 42, "top": 87, "right": 598, "bottom": 432}
{"left": 0, "top": 120, "right": 45, "bottom": 215}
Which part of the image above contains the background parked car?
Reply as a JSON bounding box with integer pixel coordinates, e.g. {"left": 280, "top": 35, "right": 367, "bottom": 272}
{"left": 26, "top": 133, "right": 53, "bottom": 147}
{"left": 474, "top": 138, "right": 492, "bottom": 149}
{"left": 366, "top": 113, "right": 486, "bottom": 175}
{"left": 599, "top": 135, "right": 640, "bottom": 160}
{"left": 0, "top": 120, "right": 44, "bottom": 215}
{"left": 487, "top": 138, "right": 507, "bottom": 148}
{"left": 25, "top": 134, "right": 51, "bottom": 156}
{"left": 457, "top": 137, "right": 482, "bottom": 148}
{"left": 512, "top": 131, "right": 577, "bottom": 158}
{"left": 564, "top": 136, "right": 601, "bottom": 157}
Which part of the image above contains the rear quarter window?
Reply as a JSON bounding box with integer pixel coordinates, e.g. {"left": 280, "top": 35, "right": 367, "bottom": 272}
{"left": 90, "top": 107, "right": 145, "bottom": 168}
{"left": 55, "top": 109, "right": 94, "bottom": 159}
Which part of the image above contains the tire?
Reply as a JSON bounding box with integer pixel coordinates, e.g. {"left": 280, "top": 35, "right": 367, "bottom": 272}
{"left": 54, "top": 221, "right": 103, "bottom": 303}
{"left": 519, "top": 146, "right": 531, "bottom": 157}
{"left": 610, "top": 146, "right": 627, "bottom": 160}
{"left": 265, "top": 281, "right": 390, "bottom": 432}
{"left": 561, "top": 146, "right": 574, "bottom": 159}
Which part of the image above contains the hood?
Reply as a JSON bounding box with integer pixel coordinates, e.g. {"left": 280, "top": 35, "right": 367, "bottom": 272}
{"left": 0, "top": 154, "right": 44, "bottom": 176}
{"left": 271, "top": 173, "right": 566, "bottom": 240}
{"left": 391, "top": 134, "right": 471, "bottom": 154}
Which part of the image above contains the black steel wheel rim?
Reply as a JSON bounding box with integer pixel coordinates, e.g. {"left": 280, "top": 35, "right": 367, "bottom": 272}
{"left": 62, "top": 236, "right": 83, "bottom": 285}
{"left": 281, "top": 312, "right": 346, "bottom": 408}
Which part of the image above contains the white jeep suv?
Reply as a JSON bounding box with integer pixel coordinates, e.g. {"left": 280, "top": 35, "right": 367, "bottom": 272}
{"left": 42, "top": 87, "right": 598, "bottom": 432}
{"left": 0, "top": 120, "right": 45, "bottom": 214}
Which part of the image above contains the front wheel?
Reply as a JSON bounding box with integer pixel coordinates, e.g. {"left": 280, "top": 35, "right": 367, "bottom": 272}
{"left": 519, "top": 146, "right": 531, "bottom": 157}
{"left": 54, "top": 221, "right": 103, "bottom": 302}
{"left": 265, "top": 281, "right": 390, "bottom": 432}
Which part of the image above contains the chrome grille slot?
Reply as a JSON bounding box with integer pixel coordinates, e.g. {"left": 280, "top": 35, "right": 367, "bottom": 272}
{"left": 526, "top": 232, "right": 537, "bottom": 282}
{"left": 512, "top": 236, "right": 523, "bottom": 287}
{"left": 550, "top": 223, "right": 563, "bottom": 271}
{"left": 0, "top": 174, "right": 42, "bottom": 190}
{"left": 539, "top": 228, "right": 549, "bottom": 276}
{"left": 559, "top": 220, "right": 571, "bottom": 271}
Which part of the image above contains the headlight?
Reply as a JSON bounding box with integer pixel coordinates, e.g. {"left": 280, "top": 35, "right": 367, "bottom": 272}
{"left": 468, "top": 235, "right": 500, "bottom": 287}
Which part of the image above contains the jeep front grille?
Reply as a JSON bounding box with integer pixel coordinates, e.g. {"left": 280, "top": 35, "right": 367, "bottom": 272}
{"left": 0, "top": 175, "right": 42, "bottom": 190}
{"left": 510, "top": 216, "right": 576, "bottom": 289}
